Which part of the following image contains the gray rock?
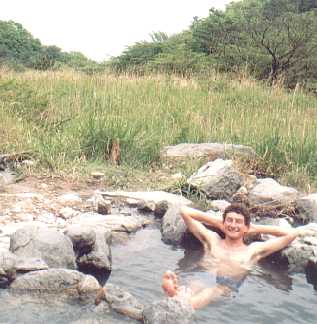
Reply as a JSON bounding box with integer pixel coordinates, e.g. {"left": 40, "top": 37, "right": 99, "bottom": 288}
{"left": 248, "top": 178, "right": 298, "bottom": 206}
{"left": 0, "top": 251, "right": 17, "bottom": 283}
{"left": 209, "top": 200, "right": 230, "bottom": 212}
{"left": 65, "top": 225, "right": 96, "bottom": 255}
{"left": 103, "top": 284, "right": 144, "bottom": 321}
{"left": 161, "top": 204, "right": 186, "bottom": 245}
{"left": 15, "top": 257, "right": 48, "bottom": 272}
{"left": 69, "top": 212, "right": 148, "bottom": 233}
{"left": 78, "top": 231, "right": 112, "bottom": 272}
{"left": 280, "top": 227, "right": 317, "bottom": 271}
{"left": 160, "top": 143, "right": 255, "bottom": 161}
{"left": 188, "top": 159, "right": 243, "bottom": 199}
{"left": 10, "top": 269, "right": 100, "bottom": 294}
{"left": 98, "top": 191, "right": 191, "bottom": 208}
{"left": 10, "top": 225, "right": 76, "bottom": 269}
{"left": 295, "top": 193, "right": 317, "bottom": 224}
{"left": 143, "top": 297, "right": 194, "bottom": 324}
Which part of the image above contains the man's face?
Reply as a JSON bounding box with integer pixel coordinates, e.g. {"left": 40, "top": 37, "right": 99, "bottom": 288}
{"left": 223, "top": 212, "right": 249, "bottom": 240}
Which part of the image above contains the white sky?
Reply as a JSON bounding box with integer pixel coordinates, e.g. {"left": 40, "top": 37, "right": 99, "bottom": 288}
{"left": 1, "top": 0, "right": 234, "bottom": 62}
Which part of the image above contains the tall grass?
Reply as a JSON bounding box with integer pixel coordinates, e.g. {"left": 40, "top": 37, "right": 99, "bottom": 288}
{"left": 1, "top": 69, "right": 317, "bottom": 188}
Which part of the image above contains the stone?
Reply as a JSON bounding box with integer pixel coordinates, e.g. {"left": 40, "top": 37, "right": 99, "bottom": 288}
{"left": 10, "top": 225, "right": 76, "bottom": 269}
{"left": 57, "top": 193, "right": 82, "bottom": 205}
{"left": 68, "top": 212, "right": 148, "bottom": 233}
{"left": 160, "top": 143, "right": 255, "bottom": 161}
{"left": 161, "top": 204, "right": 186, "bottom": 245}
{"left": 295, "top": 193, "right": 317, "bottom": 224}
{"left": 154, "top": 200, "right": 169, "bottom": 218}
{"left": 143, "top": 297, "right": 194, "bottom": 324}
{"left": 248, "top": 178, "right": 298, "bottom": 206}
{"left": 65, "top": 225, "right": 96, "bottom": 255}
{"left": 188, "top": 159, "right": 243, "bottom": 199}
{"left": 98, "top": 191, "right": 191, "bottom": 208}
{"left": 77, "top": 231, "right": 112, "bottom": 272}
{"left": 96, "top": 198, "right": 112, "bottom": 215}
{"left": 0, "top": 251, "right": 17, "bottom": 284}
{"left": 209, "top": 200, "right": 230, "bottom": 212}
{"left": 10, "top": 269, "right": 100, "bottom": 295}
{"left": 104, "top": 284, "right": 144, "bottom": 321}
{"left": 59, "top": 207, "right": 78, "bottom": 220}
{"left": 15, "top": 257, "right": 48, "bottom": 272}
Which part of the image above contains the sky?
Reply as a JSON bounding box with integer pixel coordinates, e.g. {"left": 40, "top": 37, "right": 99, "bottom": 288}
{"left": 1, "top": 0, "right": 234, "bottom": 62}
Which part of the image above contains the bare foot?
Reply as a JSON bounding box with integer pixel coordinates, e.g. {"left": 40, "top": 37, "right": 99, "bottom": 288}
{"left": 162, "top": 271, "right": 179, "bottom": 297}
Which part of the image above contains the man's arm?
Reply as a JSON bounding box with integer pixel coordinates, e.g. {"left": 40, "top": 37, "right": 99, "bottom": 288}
{"left": 250, "top": 226, "right": 299, "bottom": 262}
{"left": 180, "top": 206, "right": 224, "bottom": 232}
{"left": 180, "top": 206, "right": 222, "bottom": 250}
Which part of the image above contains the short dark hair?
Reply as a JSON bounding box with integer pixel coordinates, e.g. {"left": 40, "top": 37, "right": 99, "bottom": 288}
{"left": 223, "top": 203, "right": 251, "bottom": 226}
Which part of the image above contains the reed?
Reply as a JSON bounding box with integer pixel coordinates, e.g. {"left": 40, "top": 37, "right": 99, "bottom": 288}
{"left": 1, "top": 69, "right": 316, "bottom": 188}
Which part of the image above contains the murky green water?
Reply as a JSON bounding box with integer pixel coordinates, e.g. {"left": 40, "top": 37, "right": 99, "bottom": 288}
{"left": 1, "top": 225, "right": 316, "bottom": 323}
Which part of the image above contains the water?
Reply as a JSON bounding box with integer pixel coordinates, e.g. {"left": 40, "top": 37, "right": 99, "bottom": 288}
{"left": 1, "top": 225, "right": 316, "bottom": 323}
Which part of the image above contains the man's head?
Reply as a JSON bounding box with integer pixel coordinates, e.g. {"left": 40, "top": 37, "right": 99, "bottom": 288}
{"left": 222, "top": 203, "right": 251, "bottom": 240}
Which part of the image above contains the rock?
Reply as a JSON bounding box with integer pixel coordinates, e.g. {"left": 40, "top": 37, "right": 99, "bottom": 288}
{"left": 91, "top": 171, "right": 105, "bottom": 180}
{"left": 188, "top": 159, "right": 243, "bottom": 199}
{"left": 69, "top": 212, "right": 148, "bottom": 233}
{"left": 154, "top": 200, "right": 169, "bottom": 218}
{"left": 306, "top": 257, "right": 317, "bottom": 289}
{"left": 295, "top": 193, "right": 317, "bottom": 224}
{"left": 10, "top": 225, "right": 76, "bottom": 269}
{"left": 248, "top": 178, "right": 298, "bottom": 206}
{"left": 209, "top": 200, "right": 230, "bottom": 212}
{"left": 59, "top": 207, "right": 79, "bottom": 220}
{"left": 57, "top": 193, "right": 82, "bottom": 205}
{"left": 77, "top": 231, "right": 112, "bottom": 272}
{"left": 65, "top": 225, "right": 96, "bottom": 255}
{"left": 160, "top": 143, "right": 255, "bottom": 161}
{"left": 98, "top": 191, "right": 191, "bottom": 208}
{"left": 103, "top": 284, "right": 144, "bottom": 321}
{"left": 15, "top": 257, "right": 48, "bottom": 272}
{"left": 143, "top": 297, "right": 194, "bottom": 324}
{"left": 0, "top": 251, "right": 17, "bottom": 284}
{"left": 281, "top": 239, "right": 317, "bottom": 272}
{"left": 10, "top": 269, "right": 100, "bottom": 295}
{"left": 161, "top": 204, "right": 186, "bottom": 245}
{"left": 137, "top": 200, "right": 156, "bottom": 213}
{"left": 96, "top": 198, "right": 112, "bottom": 215}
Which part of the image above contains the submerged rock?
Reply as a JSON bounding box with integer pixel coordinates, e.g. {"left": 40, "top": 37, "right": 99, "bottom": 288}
{"left": 102, "top": 284, "right": 144, "bottom": 321}
{"left": 143, "top": 297, "right": 194, "bottom": 324}
{"left": 10, "top": 225, "right": 76, "bottom": 269}
{"left": 188, "top": 159, "right": 243, "bottom": 199}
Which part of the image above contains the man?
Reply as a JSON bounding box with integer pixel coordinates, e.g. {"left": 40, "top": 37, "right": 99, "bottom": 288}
{"left": 162, "top": 203, "right": 311, "bottom": 310}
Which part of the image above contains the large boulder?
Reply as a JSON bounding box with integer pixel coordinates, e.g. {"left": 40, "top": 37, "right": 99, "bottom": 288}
{"left": 295, "top": 193, "right": 317, "bottom": 224}
{"left": 65, "top": 225, "right": 96, "bottom": 255}
{"left": 143, "top": 297, "right": 194, "bottom": 324}
{"left": 9, "top": 269, "right": 100, "bottom": 295}
{"left": 160, "top": 143, "right": 255, "bottom": 161}
{"left": 9, "top": 226, "right": 76, "bottom": 269}
{"left": 161, "top": 204, "right": 187, "bottom": 245}
{"left": 187, "top": 159, "right": 243, "bottom": 199}
{"left": 248, "top": 178, "right": 298, "bottom": 206}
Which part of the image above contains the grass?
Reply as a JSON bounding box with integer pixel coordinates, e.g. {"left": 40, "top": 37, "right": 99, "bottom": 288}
{"left": 1, "top": 68, "right": 317, "bottom": 191}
